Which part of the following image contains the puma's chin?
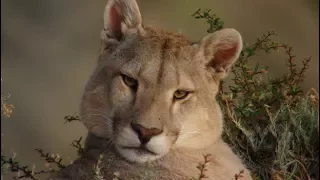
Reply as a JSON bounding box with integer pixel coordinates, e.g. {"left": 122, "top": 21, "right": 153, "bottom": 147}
{"left": 115, "top": 145, "right": 165, "bottom": 163}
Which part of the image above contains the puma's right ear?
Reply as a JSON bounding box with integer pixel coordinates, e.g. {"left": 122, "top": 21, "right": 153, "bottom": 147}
{"left": 100, "top": 0, "right": 142, "bottom": 52}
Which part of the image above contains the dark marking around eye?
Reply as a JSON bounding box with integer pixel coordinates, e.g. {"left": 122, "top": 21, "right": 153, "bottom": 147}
{"left": 173, "top": 90, "right": 190, "bottom": 100}
{"left": 121, "top": 74, "right": 138, "bottom": 92}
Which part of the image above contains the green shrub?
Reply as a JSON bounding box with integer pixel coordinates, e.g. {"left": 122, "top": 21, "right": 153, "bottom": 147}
{"left": 193, "top": 9, "right": 319, "bottom": 180}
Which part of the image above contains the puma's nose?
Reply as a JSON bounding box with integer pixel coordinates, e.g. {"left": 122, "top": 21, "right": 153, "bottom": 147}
{"left": 131, "top": 123, "right": 162, "bottom": 144}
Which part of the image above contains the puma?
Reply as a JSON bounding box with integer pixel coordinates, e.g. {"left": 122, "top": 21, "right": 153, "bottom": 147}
{"left": 49, "top": 0, "right": 252, "bottom": 179}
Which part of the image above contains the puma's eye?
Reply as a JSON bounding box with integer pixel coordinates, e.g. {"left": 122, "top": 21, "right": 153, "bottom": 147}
{"left": 121, "top": 74, "right": 138, "bottom": 90}
{"left": 173, "top": 90, "right": 189, "bottom": 100}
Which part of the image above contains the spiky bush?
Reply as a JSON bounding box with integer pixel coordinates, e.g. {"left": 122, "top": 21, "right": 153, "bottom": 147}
{"left": 193, "top": 9, "right": 319, "bottom": 180}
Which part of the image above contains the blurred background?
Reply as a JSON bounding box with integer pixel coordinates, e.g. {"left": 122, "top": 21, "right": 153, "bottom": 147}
{"left": 1, "top": 0, "right": 318, "bottom": 179}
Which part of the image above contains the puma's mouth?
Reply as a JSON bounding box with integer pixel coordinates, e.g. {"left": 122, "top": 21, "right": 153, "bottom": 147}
{"left": 120, "top": 145, "right": 158, "bottom": 155}
{"left": 115, "top": 144, "right": 164, "bottom": 163}
{"left": 114, "top": 127, "right": 170, "bottom": 163}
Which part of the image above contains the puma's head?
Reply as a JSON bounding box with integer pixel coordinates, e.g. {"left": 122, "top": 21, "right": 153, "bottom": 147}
{"left": 80, "top": 0, "right": 242, "bottom": 163}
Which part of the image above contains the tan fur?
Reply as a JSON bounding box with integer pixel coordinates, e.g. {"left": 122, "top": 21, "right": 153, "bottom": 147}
{"left": 49, "top": 0, "right": 252, "bottom": 179}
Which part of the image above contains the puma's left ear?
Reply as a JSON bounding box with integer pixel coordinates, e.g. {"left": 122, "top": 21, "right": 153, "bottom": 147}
{"left": 199, "top": 28, "right": 243, "bottom": 79}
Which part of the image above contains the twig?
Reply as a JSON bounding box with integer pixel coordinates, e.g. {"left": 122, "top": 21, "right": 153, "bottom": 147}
{"left": 1, "top": 155, "right": 54, "bottom": 180}
{"left": 34, "top": 148, "right": 66, "bottom": 169}
{"left": 234, "top": 170, "right": 244, "bottom": 180}
{"left": 71, "top": 137, "right": 85, "bottom": 156}
{"left": 195, "top": 154, "right": 212, "bottom": 180}
{"left": 288, "top": 151, "right": 311, "bottom": 180}
{"left": 64, "top": 114, "right": 81, "bottom": 124}
{"left": 296, "top": 57, "right": 312, "bottom": 83}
